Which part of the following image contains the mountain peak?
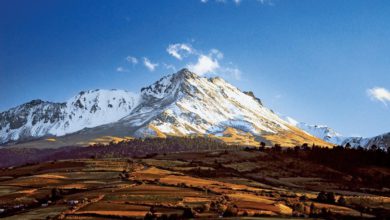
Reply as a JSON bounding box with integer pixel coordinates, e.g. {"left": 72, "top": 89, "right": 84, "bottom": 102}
{"left": 25, "top": 99, "right": 45, "bottom": 106}
{"left": 174, "top": 68, "right": 199, "bottom": 80}
{"left": 1, "top": 70, "right": 333, "bottom": 148}
{"left": 140, "top": 69, "right": 200, "bottom": 99}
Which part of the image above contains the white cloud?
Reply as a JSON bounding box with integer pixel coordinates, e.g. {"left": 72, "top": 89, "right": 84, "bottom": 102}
{"left": 167, "top": 43, "right": 194, "bottom": 60}
{"left": 219, "top": 67, "right": 241, "bottom": 80}
{"left": 164, "top": 43, "right": 240, "bottom": 79}
{"left": 367, "top": 87, "right": 390, "bottom": 106}
{"left": 187, "top": 54, "right": 220, "bottom": 76}
{"left": 210, "top": 49, "right": 223, "bottom": 59}
{"left": 234, "top": 0, "right": 241, "bottom": 4}
{"left": 143, "top": 57, "right": 158, "bottom": 71}
{"left": 126, "top": 56, "right": 138, "bottom": 65}
{"left": 116, "top": 66, "right": 128, "bottom": 72}
{"left": 136, "top": 42, "right": 243, "bottom": 79}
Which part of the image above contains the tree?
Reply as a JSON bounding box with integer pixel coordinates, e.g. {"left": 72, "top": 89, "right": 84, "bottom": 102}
{"left": 326, "top": 192, "right": 335, "bottom": 204}
{"left": 317, "top": 191, "right": 335, "bottom": 204}
{"left": 337, "top": 195, "right": 346, "bottom": 206}
{"left": 51, "top": 188, "right": 62, "bottom": 200}
{"left": 273, "top": 144, "right": 282, "bottom": 152}
{"left": 309, "top": 203, "right": 316, "bottom": 217}
{"left": 320, "top": 207, "right": 331, "bottom": 218}
{"left": 293, "top": 203, "right": 304, "bottom": 213}
{"left": 223, "top": 204, "right": 239, "bottom": 217}
{"left": 299, "top": 195, "right": 308, "bottom": 202}
{"left": 144, "top": 211, "right": 155, "bottom": 220}
{"left": 182, "top": 207, "right": 195, "bottom": 218}
{"left": 316, "top": 191, "right": 327, "bottom": 203}
{"left": 259, "top": 142, "right": 266, "bottom": 151}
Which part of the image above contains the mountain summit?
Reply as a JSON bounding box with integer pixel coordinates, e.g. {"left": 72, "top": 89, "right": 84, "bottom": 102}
{"left": 1, "top": 69, "right": 331, "bottom": 148}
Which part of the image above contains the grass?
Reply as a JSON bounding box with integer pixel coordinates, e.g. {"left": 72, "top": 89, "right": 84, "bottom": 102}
{"left": 0, "top": 150, "right": 388, "bottom": 219}
{"left": 264, "top": 125, "right": 334, "bottom": 147}
{"left": 215, "top": 127, "right": 260, "bottom": 147}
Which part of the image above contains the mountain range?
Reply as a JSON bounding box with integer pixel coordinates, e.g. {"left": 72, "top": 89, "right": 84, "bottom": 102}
{"left": 283, "top": 116, "right": 389, "bottom": 150}
{"left": 0, "top": 69, "right": 388, "bottom": 150}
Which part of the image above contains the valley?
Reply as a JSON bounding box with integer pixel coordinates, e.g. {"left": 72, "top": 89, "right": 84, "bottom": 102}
{"left": 0, "top": 138, "right": 389, "bottom": 219}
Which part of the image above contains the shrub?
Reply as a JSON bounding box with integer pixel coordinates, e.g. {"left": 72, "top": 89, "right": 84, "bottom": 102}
{"left": 337, "top": 195, "right": 346, "bottom": 206}
{"left": 316, "top": 191, "right": 335, "bottom": 204}
{"left": 182, "top": 207, "right": 195, "bottom": 218}
{"left": 309, "top": 203, "right": 317, "bottom": 217}
{"left": 51, "top": 188, "right": 62, "bottom": 200}
{"left": 144, "top": 211, "right": 156, "bottom": 220}
{"left": 273, "top": 144, "right": 282, "bottom": 152}
{"left": 293, "top": 203, "right": 304, "bottom": 213}
{"left": 299, "top": 195, "right": 308, "bottom": 202}
{"left": 223, "top": 204, "right": 239, "bottom": 217}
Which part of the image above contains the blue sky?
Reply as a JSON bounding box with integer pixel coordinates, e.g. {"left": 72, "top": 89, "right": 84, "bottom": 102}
{"left": 1, "top": 0, "right": 389, "bottom": 137}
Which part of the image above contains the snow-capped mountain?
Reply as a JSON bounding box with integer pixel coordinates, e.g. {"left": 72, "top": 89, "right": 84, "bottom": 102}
{"left": 108, "top": 69, "right": 329, "bottom": 148}
{"left": 0, "top": 69, "right": 332, "bottom": 147}
{"left": 132, "top": 70, "right": 288, "bottom": 135}
{"left": 0, "top": 89, "right": 139, "bottom": 143}
{"left": 283, "top": 116, "right": 389, "bottom": 151}
{"left": 341, "top": 134, "right": 390, "bottom": 150}
{"left": 282, "top": 116, "right": 346, "bottom": 145}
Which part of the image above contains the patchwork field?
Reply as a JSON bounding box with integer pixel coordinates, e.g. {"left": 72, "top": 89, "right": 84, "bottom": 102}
{"left": 0, "top": 149, "right": 389, "bottom": 219}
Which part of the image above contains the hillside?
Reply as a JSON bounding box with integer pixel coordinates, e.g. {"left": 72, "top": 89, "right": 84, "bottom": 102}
{"left": 1, "top": 69, "right": 331, "bottom": 148}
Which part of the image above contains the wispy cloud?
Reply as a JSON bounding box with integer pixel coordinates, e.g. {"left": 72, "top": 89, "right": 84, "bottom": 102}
{"left": 220, "top": 67, "right": 241, "bottom": 80}
{"left": 143, "top": 57, "right": 158, "bottom": 71}
{"left": 126, "top": 56, "right": 138, "bottom": 65}
{"left": 275, "top": 94, "right": 282, "bottom": 99}
{"left": 257, "top": 0, "right": 273, "bottom": 5}
{"left": 166, "top": 42, "right": 242, "bottom": 80}
{"left": 116, "top": 66, "right": 128, "bottom": 73}
{"left": 167, "top": 43, "right": 194, "bottom": 60}
{"left": 118, "top": 44, "right": 240, "bottom": 78}
{"left": 163, "top": 63, "right": 177, "bottom": 72}
{"left": 367, "top": 87, "right": 390, "bottom": 106}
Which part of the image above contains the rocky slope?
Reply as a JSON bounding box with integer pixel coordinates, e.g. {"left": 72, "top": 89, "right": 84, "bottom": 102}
{"left": 282, "top": 116, "right": 346, "bottom": 145}
{"left": 0, "top": 69, "right": 331, "bottom": 148}
{"left": 0, "top": 90, "right": 139, "bottom": 143}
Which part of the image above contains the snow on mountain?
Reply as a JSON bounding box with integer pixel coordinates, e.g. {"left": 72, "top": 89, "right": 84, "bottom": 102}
{"left": 128, "top": 69, "right": 289, "bottom": 137}
{"left": 0, "top": 89, "right": 139, "bottom": 143}
{"left": 58, "top": 89, "right": 139, "bottom": 135}
{"left": 281, "top": 116, "right": 346, "bottom": 145}
{"left": 113, "top": 69, "right": 330, "bottom": 147}
{"left": 282, "top": 116, "right": 389, "bottom": 150}
{"left": 341, "top": 134, "right": 390, "bottom": 151}
{"left": 0, "top": 69, "right": 331, "bottom": 147}
{"left": 364, "top": 133, "right": 390, "bottom": 150}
